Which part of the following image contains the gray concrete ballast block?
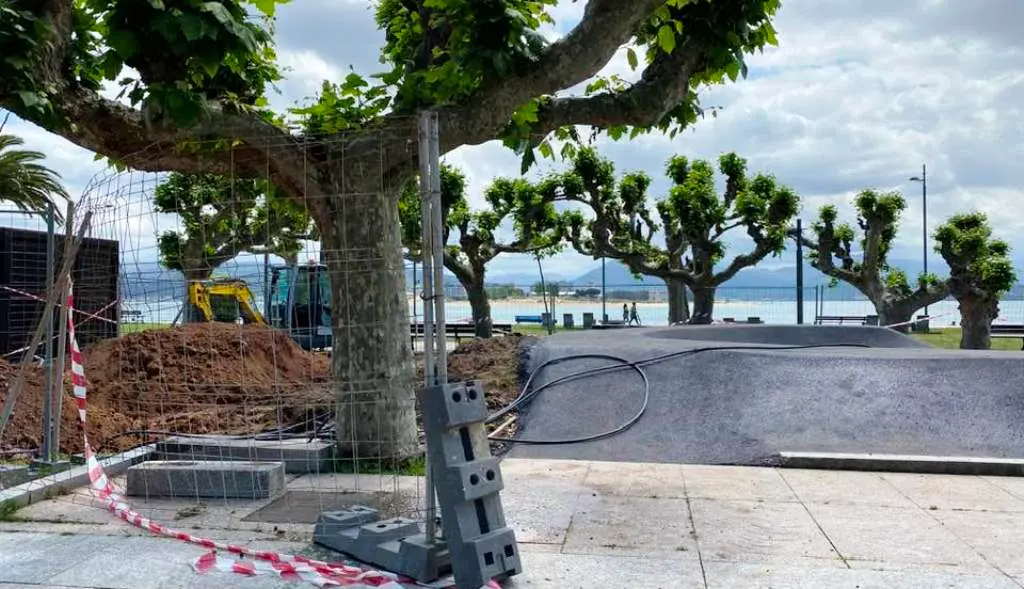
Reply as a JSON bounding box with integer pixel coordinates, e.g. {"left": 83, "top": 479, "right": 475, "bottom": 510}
{"left": 126, "top": 460, "right": 285, "bottom": 499}
{"left": 155, "top": 436, "right": 334, "bottom": 474}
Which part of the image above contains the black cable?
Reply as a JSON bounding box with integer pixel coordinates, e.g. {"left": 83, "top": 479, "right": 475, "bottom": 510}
{"left": 488, "top": 342, "right": 872, "bottom": 446}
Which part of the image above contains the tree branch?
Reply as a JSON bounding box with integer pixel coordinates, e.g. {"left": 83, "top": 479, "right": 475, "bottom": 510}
{"left": 439, "top": 0, "right": 666, "bottom": 149}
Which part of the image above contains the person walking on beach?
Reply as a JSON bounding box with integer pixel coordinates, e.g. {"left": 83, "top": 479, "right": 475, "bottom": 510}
{"left": 622, "top": 303, "right": 629, "bottom": 323}
{"left": 629, "top": 301, "right": 642, "bottom": 326}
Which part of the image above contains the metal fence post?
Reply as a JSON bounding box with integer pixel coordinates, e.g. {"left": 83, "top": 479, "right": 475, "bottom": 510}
{"left": 795, "top": 218, "right": 804, "bottom": 325}
{"left": 40, "top": 201, "right": 56, "bottom": 462}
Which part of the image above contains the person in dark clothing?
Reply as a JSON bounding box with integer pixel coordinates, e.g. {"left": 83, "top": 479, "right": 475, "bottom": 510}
{"left": 629, "top": 301, "right": 641, "bottom": 326}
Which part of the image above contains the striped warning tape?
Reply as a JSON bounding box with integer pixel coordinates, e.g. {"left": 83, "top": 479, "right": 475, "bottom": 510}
{"left": 64, "top": 283, "right": 498, "bottom": 589}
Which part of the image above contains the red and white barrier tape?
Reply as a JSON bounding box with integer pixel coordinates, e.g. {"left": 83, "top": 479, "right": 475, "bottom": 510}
{"left": 64, "top": 283, "right": 498, "bottom": 589}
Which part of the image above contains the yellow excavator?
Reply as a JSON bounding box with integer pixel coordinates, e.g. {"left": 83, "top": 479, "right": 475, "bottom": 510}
{"left": 184, "top": 278, "right": 267, "bottom": 325}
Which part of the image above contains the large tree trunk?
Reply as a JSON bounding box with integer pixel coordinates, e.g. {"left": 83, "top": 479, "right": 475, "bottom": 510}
{"left": 877, "top": 302, "right": 914, "bottom": 333}
{"left": 465, "top": 278, "right": 493, "bottom": 338}
{"left": 320, "top": 188, "right": 418, "bottom": 462}
{"left": 665, "top": 277, "right": 690, "bottom": 324}
{"left": 690, "top": 285, "right": 715, "bottom": 324}
{"left": 958, "top": 296, "right": 998, "bottom": 350}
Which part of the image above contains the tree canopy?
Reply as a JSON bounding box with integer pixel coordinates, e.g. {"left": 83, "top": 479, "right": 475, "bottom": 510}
{"left": 398, "top": 164, "right": 561, "bottom": 336}
{"left": 154, "top": 172, "right": 313, "bottom": 279}
{"left": 0, "top": 0, "right": 781, "bottom": 197}
{"left": 805, "top": 189, "right": 948, "bottom": 328}
{"left": 0, "top": 133, "right": 69, "bottom": 220}
{"left": 934, "top": 212, "right": 1016, "bottom": 349}
{"left": 554, "top": 147, "right": 798, "bottom": 323}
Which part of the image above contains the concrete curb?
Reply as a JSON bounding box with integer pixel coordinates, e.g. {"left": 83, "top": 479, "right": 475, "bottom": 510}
{"left": 777, "top": 451, "right": 1024, "bottom": 476}
{"left": 0, "top": 445, "right": 154, "bottom": 508}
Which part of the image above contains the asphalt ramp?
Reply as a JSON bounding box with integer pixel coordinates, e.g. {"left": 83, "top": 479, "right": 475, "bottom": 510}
{"left": 508, "top": 325, "right": 1024, "bottom": 465}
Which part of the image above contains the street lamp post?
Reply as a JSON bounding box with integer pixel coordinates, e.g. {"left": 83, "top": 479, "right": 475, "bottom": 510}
{"left": 909, "top": 164, "right": 928, "bottom": 316}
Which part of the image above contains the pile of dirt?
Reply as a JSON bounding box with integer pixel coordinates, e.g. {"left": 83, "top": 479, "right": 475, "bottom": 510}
{"left": 442, "top": 335, "right": 526, "bottom": 413}
{"left": 83, "top": 323, "right": 333, "bottom": 442}
{"left": 1, "top": 327, "right": 526, "bottom": 457}
{"left": 1, "top": 323, "right": 333, "bottom": 455}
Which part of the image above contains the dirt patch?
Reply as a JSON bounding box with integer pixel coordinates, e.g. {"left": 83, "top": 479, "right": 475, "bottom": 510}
{"left": 1, "top": 327, "right": 524, "bottom": 457}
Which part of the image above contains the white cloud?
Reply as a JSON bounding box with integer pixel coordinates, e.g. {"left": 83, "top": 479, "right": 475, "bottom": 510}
{"left": 2, "top": 0, "right": 1022, "bottom": 286}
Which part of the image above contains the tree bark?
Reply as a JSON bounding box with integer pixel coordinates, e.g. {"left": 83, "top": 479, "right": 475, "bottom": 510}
{"left": 465, "top": 278, "right": 494, "bottom": 339}
{"left": 690, "top": 285, "right": 715, "bottom": 324}
{"left": 877, "top": 303, "right": 913, "bottom": 333}
{"left": 957, "top": 296, "right": 998, "bottom": 350}
{"left": 665, "top": 277, "right": 691, "bottom": 324}
{"left": 320, "top": 186, "right": 418, "bottom": 461}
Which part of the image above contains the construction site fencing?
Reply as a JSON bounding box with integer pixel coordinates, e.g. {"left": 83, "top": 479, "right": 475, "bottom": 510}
{"left": 0, "top": 120, "right": 449, "bottom": 545}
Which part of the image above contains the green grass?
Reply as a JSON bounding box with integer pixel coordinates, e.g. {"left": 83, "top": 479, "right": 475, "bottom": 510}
{"left": 911, "top": 328, "right": 1022, "bottom": 351}
{"left": 119, "top": 322, "right": 170, "bottom": 335}
{"left": 0, "top": 500, "right": 21, "bottom": 522}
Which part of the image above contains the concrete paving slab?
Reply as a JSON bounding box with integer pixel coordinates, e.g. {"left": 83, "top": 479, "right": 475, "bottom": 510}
{"left": 928, "top": 509, "right": 1024, "bottom": 575}
{"left": 498, "top": 459, "right": 591, "bottom": 490}
{"left": 682, "top": 465, "right": 797, "bottom": 502}
{"left": 778, "top": 469, "right": 917, "bottom": 508}
{"left": 504, "top": 551, "right": 706, "bottom": 589}
{"left": 0, "top": 532, "right": 121, "bottom": 584}
{"left": 45, "top": 535, "right": 209, "bottom": 589}
{"left": 689, "top": 499, "right": 841, "bottom": 564}
{"left": 583, "top": 461, "right": 686, "bottom": 499}
{"left": 982, "top": 475, "right": 1024, "bottom": 501}
{"left": 808, "top": 503, "right": 993, "bottom": 572}
{"left": 703, "top": 561, "right": 892, "bottom": 588}
{"left": 778, "top": 451, "right": 1024, "bottom": 476}
{"left": 703, "top": 561, "right": 1023, "bottom": 589}
{"left": 562, "top": 495, "right": 697, "bottom": 559}
{"left": 880, "top": 472, "right": 1024, "bottom": 512}
{"left": 500, "top": 488, "right": 582, "bottom": 545}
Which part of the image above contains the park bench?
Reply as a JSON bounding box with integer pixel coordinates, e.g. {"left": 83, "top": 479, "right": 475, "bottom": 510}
{"left": 815, "top": 315, "right": 871, "bottom": 326}
{"left": 991, "top": 324, "right": 1024, "bottom": 350}
{"left": 409, "top": 322, "right": 517, "bottom": 345}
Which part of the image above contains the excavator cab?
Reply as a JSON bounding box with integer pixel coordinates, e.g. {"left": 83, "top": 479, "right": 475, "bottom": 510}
{"left": 267, "top": 262, "right": 332, "bottom": 351}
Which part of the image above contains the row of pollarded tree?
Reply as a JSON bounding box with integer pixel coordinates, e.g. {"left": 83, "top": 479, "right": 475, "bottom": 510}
{"left": 397, "top": 148, "right": 1016, "bottom": 350}
{"left": 136, "top": 145, "right": 1016, "bottom": 351}
{"left": 806, "top": 190, "right": 1016, "bottom": 350}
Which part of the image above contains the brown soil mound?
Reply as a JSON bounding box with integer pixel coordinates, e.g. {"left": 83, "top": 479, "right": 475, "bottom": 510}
{"left": 2, "top": 327, "right": 525, "bottom": 457}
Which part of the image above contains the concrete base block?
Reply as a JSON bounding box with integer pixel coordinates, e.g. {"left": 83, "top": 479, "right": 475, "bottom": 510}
{"left": 155, "top": 436, "right": 335, "bottom": 474}
{"left": 126, "top": 460, "right": 285, "bottom": 499}
{"left": 0, "top": 465, "right": 31, "bottom": 488}
{"left": 313, "top": 506, "right": 450, "bottom": 582}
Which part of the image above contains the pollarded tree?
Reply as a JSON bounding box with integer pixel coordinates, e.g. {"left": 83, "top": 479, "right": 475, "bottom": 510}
{"left": 155, "top": 173, "right": 314, "bottom": 280}
{"left": 399, "top": 166, "right": 561, "bottom": 338}
{"left": 0, "top": 0, "right": 780, "bottom": 457}
{"left": 557, "top": 148, "right": 799, "bottom": 323}
{"left": 0, "top": 133, "right": 68, "bottom": 220}
{"left": 934, "top": 212, "right": 1016, "bottom": 349}
{"left": 805, "top": 190, "right": 948, "bottom": 330}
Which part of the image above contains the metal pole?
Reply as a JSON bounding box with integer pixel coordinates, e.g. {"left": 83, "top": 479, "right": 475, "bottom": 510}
{"left": 921, "top": 164, "right": 928, "bottom": 317}
{"left": 41, "top": 202, "right": 56, "bottom": 462}
{"left": 417, "top": 111, "right": 438, "bottom": 544}
{"left": 412, "top": 259, "right": 418, "bottom": 327}
{"left": 49, "top": 202, "right": 75, "bottom": 460}
{"left": 601, "top": 257, "right": 607, "bottom": 323}
{"left": 428, "top": 111, "right": 447, "bottom": 383}
{"left": 795, "top": 219, "right": 804, "bottom": 325}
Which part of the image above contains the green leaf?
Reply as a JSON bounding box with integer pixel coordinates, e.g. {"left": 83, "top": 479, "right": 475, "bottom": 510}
{"left": 249, "top": 0, "right": 280, "bottom": 17}
{"left": 179, "top": 14, "right": 205, "bottom": 41}
{"left": 725, "top": 61, "right": 740, "bottom": 82}
{"left": 107, "top": 29, "right": 139, "bottom": 58}
{"left": 657, "top": 25, "right": 676, "bottom": 54}
{"left": 626, "top": 47, "right": 638, "bottom": 70}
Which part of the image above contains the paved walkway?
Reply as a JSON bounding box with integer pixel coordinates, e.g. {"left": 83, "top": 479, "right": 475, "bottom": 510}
{"left": 3, "top": 459, "right": 1024, "bottom": 588}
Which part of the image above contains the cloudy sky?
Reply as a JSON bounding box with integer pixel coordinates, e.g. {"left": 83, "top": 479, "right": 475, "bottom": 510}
{"left": 2, "top": 0, "right": 1022, "bottom": 281}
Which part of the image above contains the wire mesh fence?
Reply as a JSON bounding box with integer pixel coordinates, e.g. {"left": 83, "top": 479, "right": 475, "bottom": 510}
{"left": 0, "top": 121, "right": 449, "bottom": 538}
